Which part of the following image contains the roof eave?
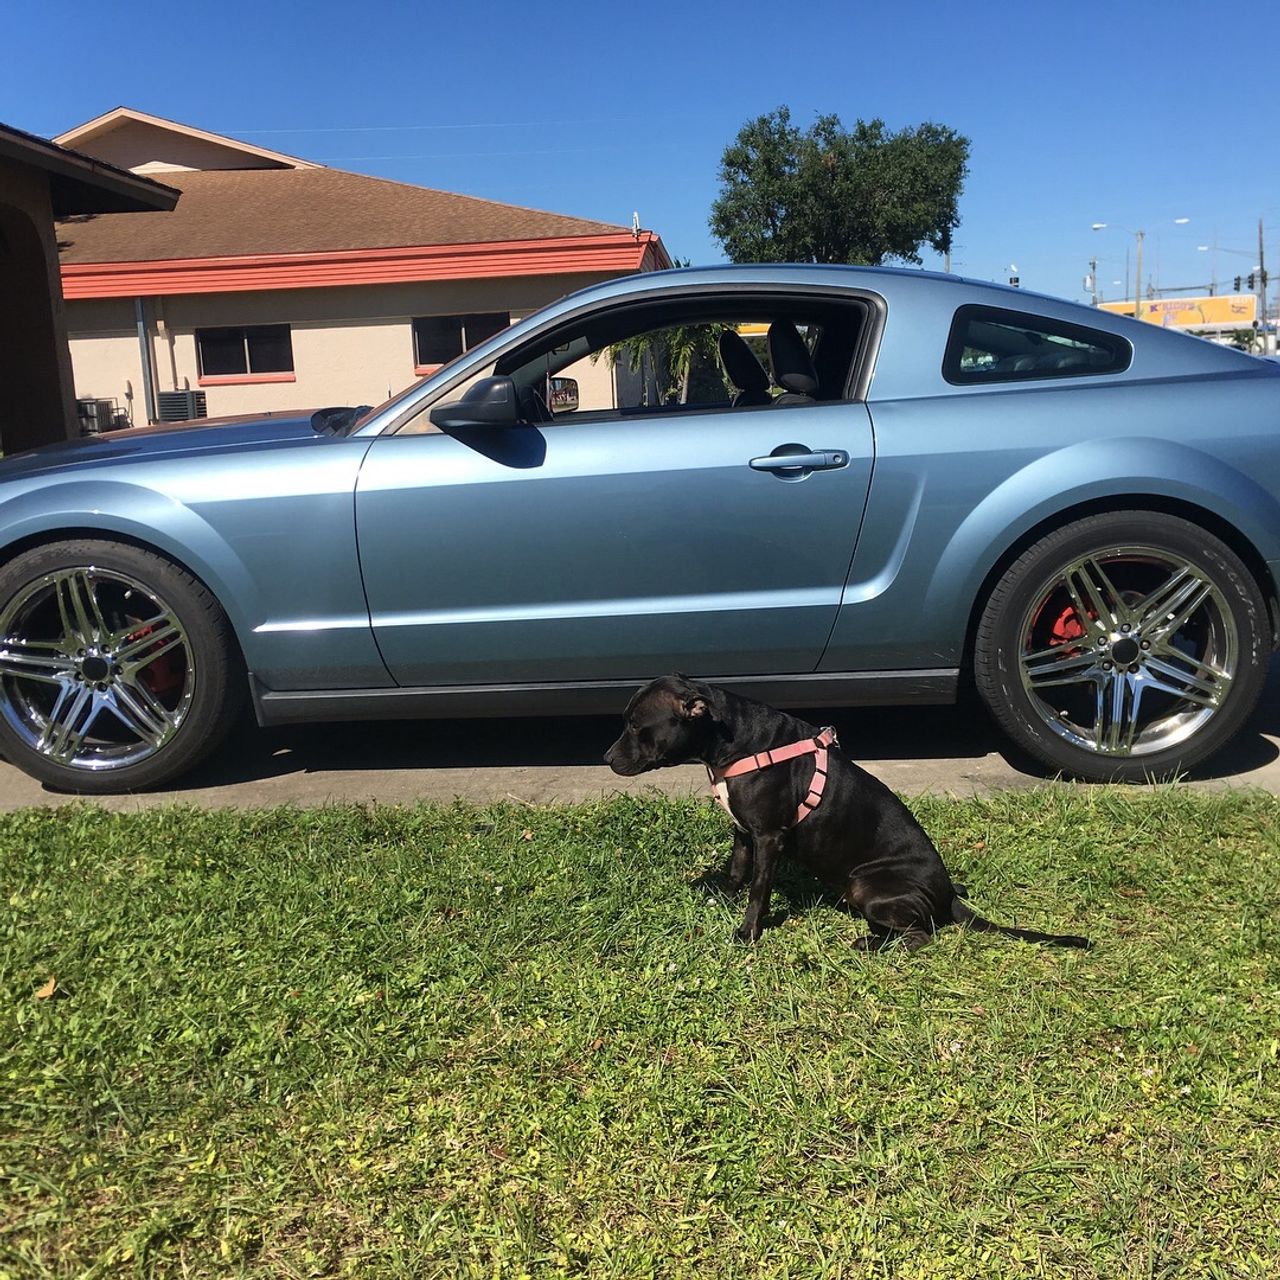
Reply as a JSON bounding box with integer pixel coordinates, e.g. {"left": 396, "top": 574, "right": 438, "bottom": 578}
{"left": 0, "top": 123, "right": 180, "bottom": 215}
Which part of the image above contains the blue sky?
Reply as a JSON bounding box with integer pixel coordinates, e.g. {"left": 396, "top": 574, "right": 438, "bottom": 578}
{"left": 6, "top": 0, "right": 1277, "bottom": 305}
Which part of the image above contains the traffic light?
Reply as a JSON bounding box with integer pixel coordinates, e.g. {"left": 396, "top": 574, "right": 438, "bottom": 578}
{"left": 1234, "top": 275, "right": 1242, "bottom": 291}
{"left": 1248, "top": 273, "right": 1257, "bottom": 290}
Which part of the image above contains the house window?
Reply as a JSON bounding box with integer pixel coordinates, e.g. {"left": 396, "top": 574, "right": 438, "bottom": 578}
{"left": 413, "top": 312, "right": 509, "bottom": 368}
{"left": 196, "top": 325, "right": 295, "bottom": 377}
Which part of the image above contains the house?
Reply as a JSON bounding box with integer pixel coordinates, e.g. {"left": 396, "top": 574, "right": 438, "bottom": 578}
{"left": 54, "top": 108, "right": 670, "bottom": 426}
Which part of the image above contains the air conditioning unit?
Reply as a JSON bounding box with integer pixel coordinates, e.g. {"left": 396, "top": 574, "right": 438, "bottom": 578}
{"left": 76, "top": 398, "right": 117, "bottom": 435}
{"left": 157, "top": 390, "right": 208, "bottom": 423}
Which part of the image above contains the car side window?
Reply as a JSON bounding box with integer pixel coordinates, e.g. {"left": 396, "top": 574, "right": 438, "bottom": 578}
{"left": 943, "top": 305, "right": 1131, "bottom": 385}
{"left": 506, "top": 314, "right": 846, "bottom": 426}
{"left": 394, "top": 296, "right": 868, "bottom": 435}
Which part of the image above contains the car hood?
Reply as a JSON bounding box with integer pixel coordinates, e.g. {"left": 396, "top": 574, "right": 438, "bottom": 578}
{"left": 0, "top": 411, "right": 324, "bottom": 481}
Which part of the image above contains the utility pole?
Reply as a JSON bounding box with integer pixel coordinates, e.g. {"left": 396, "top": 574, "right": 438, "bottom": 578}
{"left": 1259, "top": 217, "right": 1269, "bottom": 351}
{"left": 1134, "top": 231, "right": 1145, "bottom": 322}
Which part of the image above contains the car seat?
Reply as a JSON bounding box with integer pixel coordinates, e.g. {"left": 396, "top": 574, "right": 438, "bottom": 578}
{"left": 717, "top": 330, "right": 772, "bottom": 407}
{"left": 767, "top": 321, "right": 819, "bottom": 405}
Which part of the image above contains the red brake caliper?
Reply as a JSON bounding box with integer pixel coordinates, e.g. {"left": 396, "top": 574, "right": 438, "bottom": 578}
{"left": 123, "top": 623, "right": 184, "bottom": 696}
{"left": 1048, "top": 604, "right": 1086, "bottom": 646}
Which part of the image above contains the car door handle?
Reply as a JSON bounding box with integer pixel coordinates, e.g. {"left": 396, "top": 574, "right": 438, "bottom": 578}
{"left": 749, "top": 449, "right": 849, "bottom": 472}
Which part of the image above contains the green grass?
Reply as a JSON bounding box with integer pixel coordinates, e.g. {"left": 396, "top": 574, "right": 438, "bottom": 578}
{"left": 2, "top": 790, "right": 1279, "bottom": 1278}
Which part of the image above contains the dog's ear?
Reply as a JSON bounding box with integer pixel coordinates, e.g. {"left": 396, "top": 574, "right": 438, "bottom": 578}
{"left": 679, "top": 694, "right": 708, "bottom": 720}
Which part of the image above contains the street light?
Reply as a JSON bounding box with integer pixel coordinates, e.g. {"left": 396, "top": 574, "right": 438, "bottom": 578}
{"left": 1092, "top": 218, "right": 1189, "bottom": 321}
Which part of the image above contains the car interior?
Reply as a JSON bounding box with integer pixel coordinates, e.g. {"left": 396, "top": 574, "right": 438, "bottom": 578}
{"left": 951, "top": 313, "right": 1128, "bottom": 381}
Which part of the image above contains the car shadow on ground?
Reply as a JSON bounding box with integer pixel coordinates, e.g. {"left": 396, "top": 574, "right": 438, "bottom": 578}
{"left": 169, "top": 662, "right": 1280, "bottom": 793}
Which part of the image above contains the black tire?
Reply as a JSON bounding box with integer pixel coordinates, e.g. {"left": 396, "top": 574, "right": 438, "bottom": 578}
{"left": 0, "top": 539, "right": 243, "bottom": 792}
{"left": 974, "top": 511, "right": 1271, "bottom": 782}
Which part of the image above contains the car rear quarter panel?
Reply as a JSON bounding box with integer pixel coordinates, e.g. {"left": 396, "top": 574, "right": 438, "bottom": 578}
{"left": 823, "top": 310, "right": 1280, "bottom": 674}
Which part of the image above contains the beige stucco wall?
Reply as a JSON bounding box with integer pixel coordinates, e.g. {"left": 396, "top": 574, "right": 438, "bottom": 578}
{"left": 65, "top": 119, "right": 290, "bottom": 173}
{"left": 559, "top": 352, "right": 617, "bottom": 412}
{"left": 65, "top": 272, "right": 627, "bottom": 420}
{"left": 65, "top": 296, "right": 144, "bottom": 424}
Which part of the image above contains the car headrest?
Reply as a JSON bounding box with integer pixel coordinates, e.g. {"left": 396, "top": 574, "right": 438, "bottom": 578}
{"left": 717, "top": 330, "right": 771, "bottom": 395}
{"left": 768, "top": 321, "right": 819, "bottom": 396}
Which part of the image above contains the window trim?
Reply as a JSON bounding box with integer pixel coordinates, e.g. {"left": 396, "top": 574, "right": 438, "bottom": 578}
{"left": 942, "top": 304, "right": 1132, "bottom": 386}
{"left": 197, "top": 372, "right": 298, "bottom": 387}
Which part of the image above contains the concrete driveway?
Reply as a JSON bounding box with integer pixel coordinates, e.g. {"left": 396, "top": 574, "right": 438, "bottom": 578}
{"left": 1, "top": 664, "right": 1278, "bottom": 810}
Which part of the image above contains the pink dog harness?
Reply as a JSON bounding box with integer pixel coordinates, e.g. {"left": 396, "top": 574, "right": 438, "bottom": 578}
{"left": 706, "top": 726, "right": 838, "bottom": 829}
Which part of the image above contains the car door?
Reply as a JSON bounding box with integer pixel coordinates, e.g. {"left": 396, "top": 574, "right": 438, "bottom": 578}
{"left": 354, "top": 399, "right": 873, "bottom": 687}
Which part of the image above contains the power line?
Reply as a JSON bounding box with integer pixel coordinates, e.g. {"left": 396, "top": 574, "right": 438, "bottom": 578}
{"left": 223, "top": 114, "right": 681, "bottom": 136}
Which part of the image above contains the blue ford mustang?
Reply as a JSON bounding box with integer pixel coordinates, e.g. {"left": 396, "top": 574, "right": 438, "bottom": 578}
{"left": 0, "top": 264, "right": 1276, "bottom": 791}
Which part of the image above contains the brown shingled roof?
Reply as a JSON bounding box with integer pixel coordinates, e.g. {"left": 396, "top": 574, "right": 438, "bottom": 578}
{"left": 57, "top": 167, "right": 626, "bottom": 264}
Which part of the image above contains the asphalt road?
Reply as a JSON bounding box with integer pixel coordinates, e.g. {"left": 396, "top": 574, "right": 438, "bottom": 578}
{"left": 1, "top": 663, "right": 1278, "bottom": 810}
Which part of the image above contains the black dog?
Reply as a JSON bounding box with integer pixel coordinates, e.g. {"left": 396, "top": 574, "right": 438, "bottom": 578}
{"left": 605, "top": 675, "right": 1089, "bottom": 951}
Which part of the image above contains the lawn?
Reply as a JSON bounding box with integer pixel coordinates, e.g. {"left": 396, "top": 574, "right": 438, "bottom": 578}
{"left": 3, "top": 790, "right": 1279, "bottom": 1278}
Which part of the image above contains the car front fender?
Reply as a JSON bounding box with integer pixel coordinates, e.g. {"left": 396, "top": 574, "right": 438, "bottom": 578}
{"left": 0, "top": 477, "right": 264, "bottom": 644}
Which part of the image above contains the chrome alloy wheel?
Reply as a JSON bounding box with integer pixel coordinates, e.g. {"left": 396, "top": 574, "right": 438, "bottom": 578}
{"left": 1017, "top": 546, "right": 1237, "bottom": 758}
{"left": 0, "top": 567, "right": 195, "bottom": 771}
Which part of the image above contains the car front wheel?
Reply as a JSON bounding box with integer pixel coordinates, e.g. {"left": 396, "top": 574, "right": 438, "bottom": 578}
{"left": 0, "top": 539, "right": 242, "bottom": 792}
{"left": 974, "top": 512, "right": 1271, "bottom": 782}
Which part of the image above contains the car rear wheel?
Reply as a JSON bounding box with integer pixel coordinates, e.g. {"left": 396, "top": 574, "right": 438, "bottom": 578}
{"left": 0, "top": 539, "right": 242, "bottom": 792}
{"left": 974, "top": 512, "right": 1271, "bottom": 782}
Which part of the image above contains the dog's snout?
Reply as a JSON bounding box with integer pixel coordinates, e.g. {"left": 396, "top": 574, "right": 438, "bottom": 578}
{"left": 605, "top": 732, "right": 643, "bottom": 776}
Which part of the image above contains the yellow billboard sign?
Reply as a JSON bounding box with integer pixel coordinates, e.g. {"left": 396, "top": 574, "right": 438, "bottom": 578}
{"left": 1098, "top": 294, "right": 1258, "bottom": 328}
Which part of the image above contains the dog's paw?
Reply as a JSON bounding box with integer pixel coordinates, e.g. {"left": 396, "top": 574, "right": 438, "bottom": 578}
{"left": 733, "top": 924, "right": 761, "bottom": 945}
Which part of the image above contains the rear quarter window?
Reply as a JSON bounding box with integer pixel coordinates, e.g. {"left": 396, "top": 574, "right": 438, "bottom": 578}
{"left": 943, "top": 305, "right": 1131, "bottom": 385}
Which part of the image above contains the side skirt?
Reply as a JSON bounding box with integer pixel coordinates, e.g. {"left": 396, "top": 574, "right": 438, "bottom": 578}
{"left": 250, "top": 669, "right": 959, "bottom": 727}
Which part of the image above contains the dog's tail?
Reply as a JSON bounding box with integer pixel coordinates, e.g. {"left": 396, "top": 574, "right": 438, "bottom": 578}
{"left": 951, "top": 897, "right": 1090, "bottom": 949}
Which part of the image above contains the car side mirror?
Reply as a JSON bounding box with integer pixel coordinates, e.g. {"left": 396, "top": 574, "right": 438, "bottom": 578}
{"left": 549, "top": 376, "right": 579, "bottom": 413}
{"left": 429, "top": 376, "right": 520, "bottom": 430}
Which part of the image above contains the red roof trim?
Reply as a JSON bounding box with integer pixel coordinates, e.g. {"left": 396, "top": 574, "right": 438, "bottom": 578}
{"left": 61, "top": 232, "right": 669, "bottom": 298}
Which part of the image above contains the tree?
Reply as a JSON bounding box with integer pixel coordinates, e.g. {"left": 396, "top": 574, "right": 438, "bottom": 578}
{"left": 709, "top": 107, "right": 970, "bottom": 267}
{"left": 592, "top": 259, "right": 730, "bottom": 404}
{"left": 594, "top": 322, "right": 730, "bottom": 405}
